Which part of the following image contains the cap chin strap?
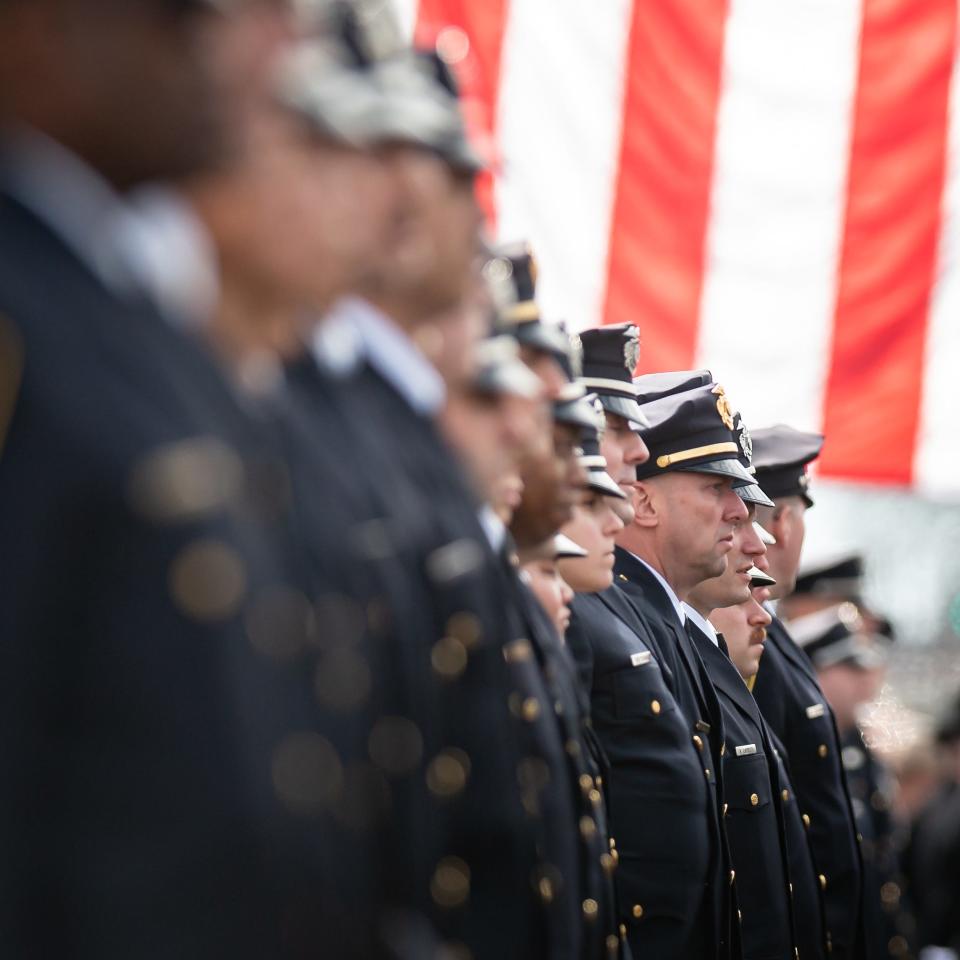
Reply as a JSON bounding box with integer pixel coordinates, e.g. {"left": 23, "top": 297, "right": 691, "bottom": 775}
{"left": 655, "top": 441, "right": 739, "bottom": 469}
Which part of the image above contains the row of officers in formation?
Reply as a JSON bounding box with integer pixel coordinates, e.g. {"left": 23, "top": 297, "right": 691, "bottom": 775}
{"left": 0, "top": 0, "right": 957, "bottom": 958}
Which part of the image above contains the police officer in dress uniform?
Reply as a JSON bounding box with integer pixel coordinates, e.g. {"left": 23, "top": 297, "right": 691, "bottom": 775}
{"left": 281, "top": 25, "right": 595, "bottom": 958}
{"left": 576, "top": 323, "right": 651, "bottom": 509}
{"left": 907, "top": 694, "right": 960, "bottom": 957}
{"left": 0, "top": 1, "right": 315, "bottom": 955}
{"left": 750, "top": 427, "right": 867, "bottom": 960}
{"left": 607, "top": 380, "right": 760, "bottom": 959}
{"left": 789, "top": 605, "right": 915, "bottom": 960}
{"left": 710, "top": 577, "right": 829, "bottom": 960}
{"left": 683, "top": 439, "right": 801, "bottom": 960}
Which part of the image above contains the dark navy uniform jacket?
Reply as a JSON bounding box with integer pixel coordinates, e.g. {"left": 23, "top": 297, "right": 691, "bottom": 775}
{"left": 0, "top": 187, "right": 309, "bottom": 957}
{"left": 567, "top": 557, "right": 732, "bottom": 960}
{"left": 770, "top": 728, "right": 828, "bottom": 960}
{"left": 753, "top": 616, "right": 865, "bottom": 960}
{"left": 842, "top": 727, "right": 913, "bottom": 959}
{"left": 286, "top": 354, "right": 580, "bottom": 960}
{"left": 506, "top": 571, "right": 629, "bottom": 960}
{"left": 688, "top": 621, "right": 797, "bottom": 960}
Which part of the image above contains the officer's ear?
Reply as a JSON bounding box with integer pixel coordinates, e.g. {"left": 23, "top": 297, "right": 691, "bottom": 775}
{"left": 632, "top": 480, "right": 659, "bottom": 528}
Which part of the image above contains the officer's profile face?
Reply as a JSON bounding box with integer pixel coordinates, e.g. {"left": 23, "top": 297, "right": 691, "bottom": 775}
{"left": 629, "top": 471, "right": 749, "bottom": 594}
{"left": 558, "top": 492, "right": 624, "bottom": 594}
{"left": 412, "top": 276, "right": 492, "bottom": 392}
{"left": 688, "top": 502, "right": 765, "bottom": 609}
{"left": 754, "top": 495, "right": 808, "bottom": 598}
{"left": 509, "top": 422, "right": 584, "bottom": 549}
{"left": 518, "top": 347, "right": 567, "bottom": 401}
{"left": 383, "top": 148, "right": 482, "bottom": 316}
{"left": 189, "top": 107, "right": 398, "bottom": 320}
{"left": 600, "top": 413, "right": 650, "bottom": 496}
{"left": 710, "top": 590, "right": 772, "bottom": 679}
{"left": 521, "top": 550, "right": 574, "bottom": 637}
{"left": 0, "top": 0, "right": 292, "bottom": 186}
{"left": 440, "top": 388, "right": 537, "bottom": 509}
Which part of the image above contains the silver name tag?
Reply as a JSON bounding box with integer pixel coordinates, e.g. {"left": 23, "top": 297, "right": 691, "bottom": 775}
{"left": 630, "top": 651, "right": 652, "bottom": 667}
{"left": 735, "top": 744, "right": 757, "bottom": 757}
{"left": 806, "top": 703, "right": 825, "bottom": 719}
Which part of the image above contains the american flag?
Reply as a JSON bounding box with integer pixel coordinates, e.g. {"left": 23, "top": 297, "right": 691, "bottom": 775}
{"left": 394, "top": 0, "right": 960, "bottom": 499}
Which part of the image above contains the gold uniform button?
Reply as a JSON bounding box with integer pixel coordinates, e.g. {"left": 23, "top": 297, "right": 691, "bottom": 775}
{"left": 723, "top": 802, "right": 729, "bottom": 817}
{"left": 704, "top": 768, "right": 711, "bottom": 779}
{"left": 589, "top": 788, "right": 602, "bottom": 806}
{"left": 619, "top": 924, "right": 627, "bottom": 937}
{"left": 582, "top": 898, "right": 599, "bottom": 920}
{"left": 606, "top": 933, "right": 619, "bottom": 952}
{"left": 580, "top": 773, "right": 594, "bottom": 793}
{"left": 522, "top": 698, "right": 541, "bottom": 722}
{"left": 651, "top": 699, "right": 661, "bottom": 715}
{"left": 818, "top": 743, "right": 828, "bottom": 758}
{"left": 609, "top": 836, "right": 617, "bottom": 849}
{"left": 802, "top": 813, "right": 811, "bottom": 828}
{"left": 692, "top": 734, "right": 704, "bottom": 751}
{"left": 580, "top": 816, "right": 597, "bottom": 840}
{"left": 632, "top": 904, "right": 644, "bottom": 919}
{"left": 720, "top": 742, "right": 726, "bottom": 757}
{"left": 819, "top": 874, "right": 828, "bottom": 890}
{"left": 600, "top": 852, "right": 616, "bottom": 873}
{"left": 729, "top": 870, "right": 736, "bottom": 885}
{"left": 596, "top": 775, "right": 603, "bottom": 788}
{"left": 782, "top": 789, "right": 790, "bottom": 802}
{"left": 750, "top": 793, "right": 760, "bottom": 807}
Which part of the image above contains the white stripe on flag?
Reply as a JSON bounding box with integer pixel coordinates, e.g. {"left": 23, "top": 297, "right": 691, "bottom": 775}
{"left": 694, "top": 0, "right": 862, "bottom": 430}
{"left": 914, "top": 46, "right": 960, "bottom": 498}
{"left": 493, "top": 0, "right": 633, "bottom": 331}
{"left": 392, "top": 0, "right": 419, "bottom": 39}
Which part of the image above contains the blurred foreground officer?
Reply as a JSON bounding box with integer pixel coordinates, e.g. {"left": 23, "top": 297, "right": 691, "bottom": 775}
{"left": 750, "top": 427, "right": 867, "bottom": 960}
{"left": 685, "top": 476, "right": 800, "bottom": 960}
{"left": 610, "top": 382, "right": 758, "bottom": 959}
{"left": 490, "top": 389, "right": 630, "bottom": 960}
{"left": 294, "top": 28, "right": 606, "bottom": 957}
{"left": 0, "top": 0, "right": 304, "bottom": 956}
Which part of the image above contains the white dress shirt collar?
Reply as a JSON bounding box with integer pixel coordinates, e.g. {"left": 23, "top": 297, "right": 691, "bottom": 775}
{"left": 0, "top": 128, "right": 143, "bottom": 297}
{"left": 683, "top": 604, "right": 720, "bottom": 646}
{"left": 119, "top": 185, "right": 220, "bottom": 328}
{"left": 632, "top": 554, "right": 687, "bottom": 626}
{"left": 314, "top": 296, "right": 446, "bottom": 416}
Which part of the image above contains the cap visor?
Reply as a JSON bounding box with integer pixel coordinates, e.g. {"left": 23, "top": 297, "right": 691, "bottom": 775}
{"left": 737, "top": 482, "right": 775, "bottom": 509}
{"left": 554, "top": 533, "right": 588, "bottom": 559}
{"left": 671, "top": 457, "right": 756, "bottom": 486}
{"left": 748, "top": 566, "right": 777, "bottom": 588}
{"left": 753, "top": 521, "right": 777, "bottom": 546}
{"left": 475, "top": 362, "right": 542, "bottom": 399}
{"left": 586, "top": 469, "right": 628, "bottom": 500}
{"left": 514, "top": 321, "right": 571, "bottom": 362}
{"left": 597, "top": 393, "right": 650, "bottom": 429}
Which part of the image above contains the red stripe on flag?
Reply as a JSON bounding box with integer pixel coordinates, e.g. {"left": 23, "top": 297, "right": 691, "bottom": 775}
{"left": 601, "top": 0, "right": 730, "bottom": 372}
{"left": 820, "top": 0, "right": 957, "bottom": 485}
{"left": 414, "top": 0, "right": 510, "bottom": 225}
